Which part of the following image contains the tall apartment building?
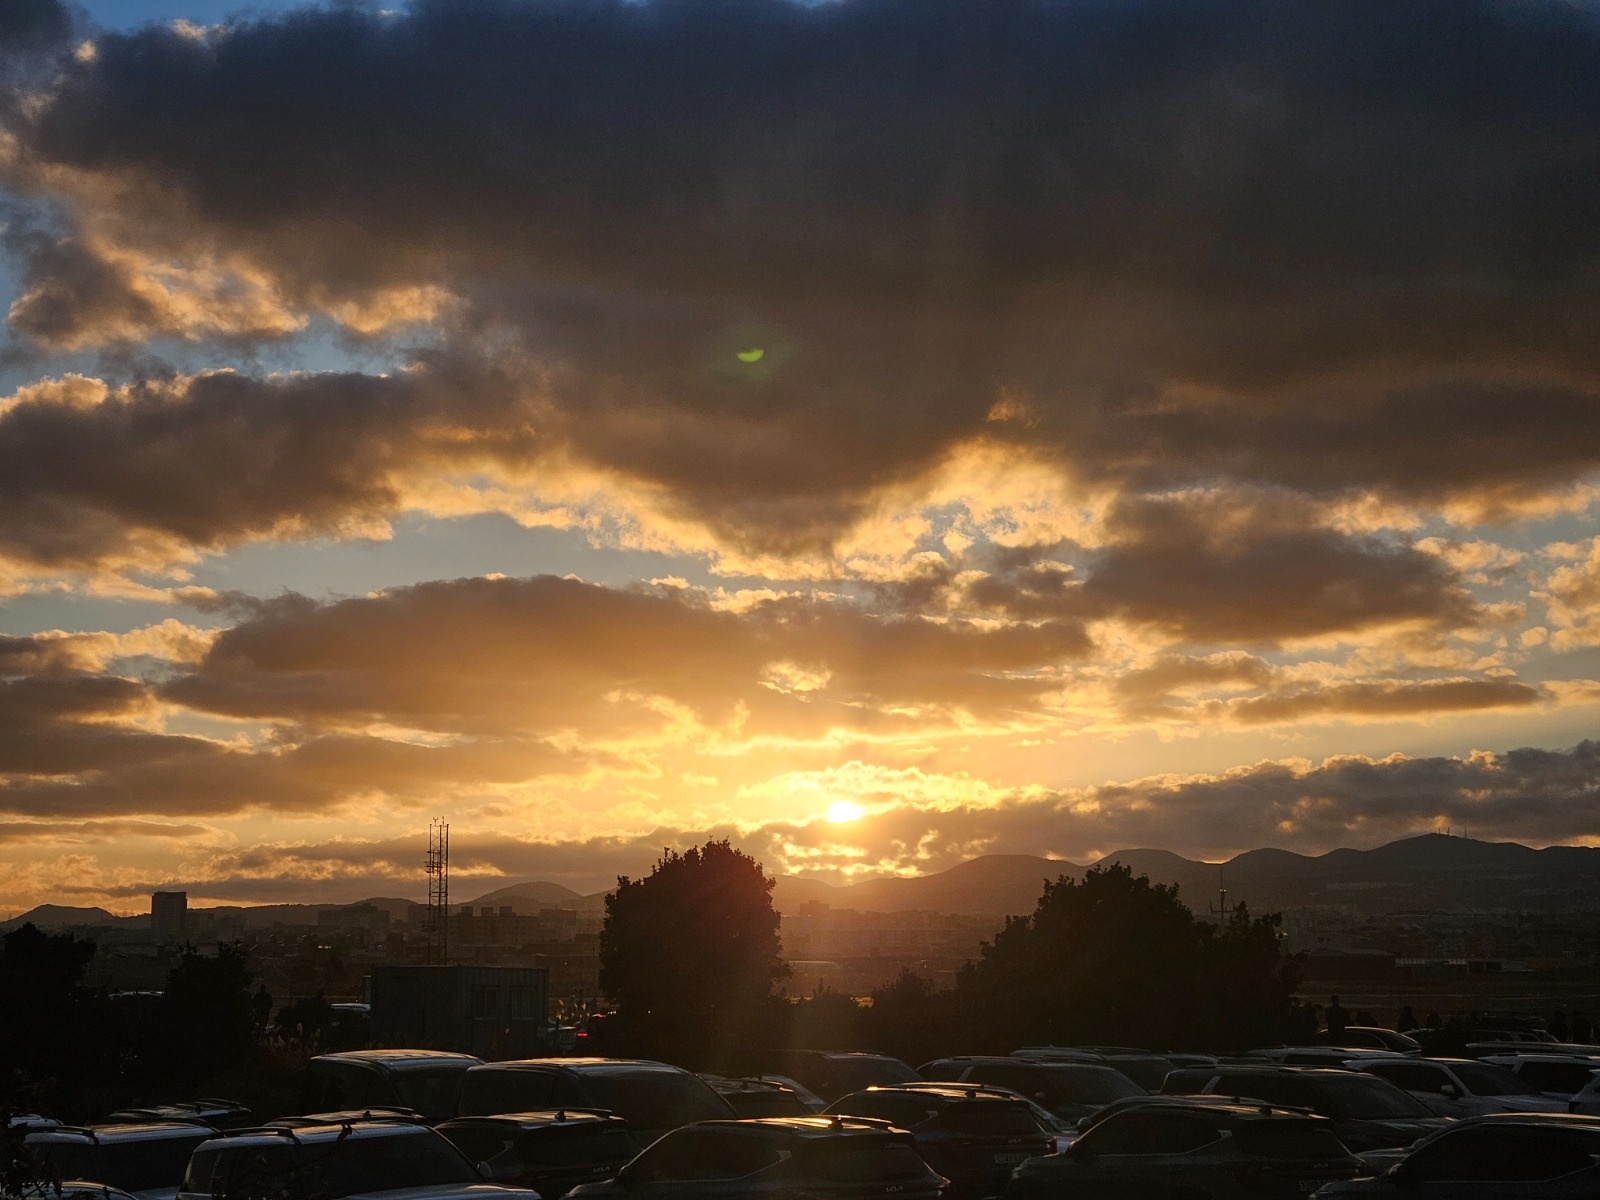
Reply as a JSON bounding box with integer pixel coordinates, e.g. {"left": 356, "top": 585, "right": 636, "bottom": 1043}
{"left": 151, "top": 890, "right": 188, "bottom": 943}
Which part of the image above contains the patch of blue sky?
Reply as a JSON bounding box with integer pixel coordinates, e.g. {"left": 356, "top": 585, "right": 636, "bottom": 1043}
{"left": 79, "top": 0, "right": 309, "bottom": 32}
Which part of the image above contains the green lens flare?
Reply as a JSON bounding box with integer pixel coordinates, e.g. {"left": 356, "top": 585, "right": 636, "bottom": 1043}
{"left": 736, "top": 348, "right": 765, "bottom": 363}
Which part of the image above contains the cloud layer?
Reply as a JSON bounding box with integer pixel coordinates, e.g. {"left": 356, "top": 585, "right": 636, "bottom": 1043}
{"left": 3, "top": 0, "right": 1600, "bottom": 909}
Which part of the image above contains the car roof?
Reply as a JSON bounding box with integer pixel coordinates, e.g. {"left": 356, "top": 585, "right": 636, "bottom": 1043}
{"left": 216, "top": 1119, "right": 435, "bottom": 1145}
{"left": 843, "top": 1084, "right": 1030, "bottom": 1105}
{"left": 681, "top": 1117, "right": 909, "bottom": 1140}
{"left": 466, "top": 1057, "right": 685, "bottom": 1074}
{"left": 28, "top": 1123, "right": 216, "bottom": 1142}
{"left": 312, "top": 1050, "right": 482, "bottom": 1070}
{"left": 926, "top": 1056, "right": 1120, "bottom": 1070}
{"left": 1449, "top": 1112, "right": 1600, "bottom": 1130}
{"left": 1092, "top": 1096, "right": 1326, "bottom": 1123}
{"left": 438, "top": 1111, "right": 627, "bottom": 1130}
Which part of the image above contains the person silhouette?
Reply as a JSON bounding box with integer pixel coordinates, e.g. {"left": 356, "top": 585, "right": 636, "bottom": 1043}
{"left": 1396, "top": 1005, "right": 1418, "bottom": 1034}
{"left": 1325, "top": 994, "right": 1350, "bottom": 1040}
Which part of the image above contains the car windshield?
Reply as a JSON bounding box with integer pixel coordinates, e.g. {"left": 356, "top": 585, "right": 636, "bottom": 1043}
{"left": 1515, "top": 1062, "right": 1600, "bottom": 1093}
{"left": 577, "top": 1070, "right": 732, "bottom": 1129}
{"left": 793, "top": 1138, "right": 929, "bottom": 1183}
{"left": 37, "top": 1136, "right": 210, "bottom": 1192}
{"left": 942, "top": 1102, "right": 1041, "bottom": 1136}
{"left": 1451, "top": 1062, "right": 1542, "bottom": 1097}
{"left": 204, "top": 1132, "right": 477, "bottom": 1199}
{"left": 516, "top": 1127, "right": 638, "bottom": 1168}
{"left": 1040, "top": 1066, "right": 1145, "bottom": 1105}
{"left": 1237, "top": 1122, "right": 1349, "bottom": 1160}
{"left": 391, "top": 1067, "right": 472, "bottom": 1124}
{"left": 828, "top": 1058, "right": 921, "bottom": 1092}
{"left": 1302, "top": 1075, "right": 1434, "bottom": 1119}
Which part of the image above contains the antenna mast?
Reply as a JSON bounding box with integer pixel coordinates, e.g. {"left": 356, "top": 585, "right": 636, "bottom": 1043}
{"left": 1208, "top": 865, "right": 1230, "bottom": 920}
{"left": 425, "top": 818, "right": 450, "bottom": 964}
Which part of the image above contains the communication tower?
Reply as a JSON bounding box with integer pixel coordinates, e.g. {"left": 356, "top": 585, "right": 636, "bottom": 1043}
{"left": 425, "top": 818, "right": 450, "bottom": 964}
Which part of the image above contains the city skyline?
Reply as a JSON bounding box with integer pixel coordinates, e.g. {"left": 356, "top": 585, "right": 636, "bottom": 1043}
{"left": 3, "top": 0, "right": 1600, "bottom": 913}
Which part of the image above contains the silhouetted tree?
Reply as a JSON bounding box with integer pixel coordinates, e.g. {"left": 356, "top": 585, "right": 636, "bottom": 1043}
{"left": 158, "top": 941, "right": 258, "bottom": 1088}
{"left": 863, "top": 968, "right": 958, "bottom": 1067}
{"left": 0, "top": 923, "right": 109, "bottom": 1117}
{"left": 599, "top": 840, "right": 789, "bottom": 1068}
{"left": 786, "top": 985, "right": 866, "bottom": 1050}
{"left": 955, "top": 864, "right": 1298, "bottom": 1051}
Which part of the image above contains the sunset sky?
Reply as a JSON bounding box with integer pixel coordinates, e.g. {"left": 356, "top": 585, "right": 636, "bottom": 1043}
{"left": 3, "top": 0, "right": 1600, "bottom": 915}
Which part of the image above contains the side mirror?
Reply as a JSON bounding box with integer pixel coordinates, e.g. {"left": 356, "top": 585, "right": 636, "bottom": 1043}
{"left": 475, "top": 1163, "right": 494, "bottom": 1181}
{"left": 1439, "top": 1083, "right": 1460, "bottom": 1098}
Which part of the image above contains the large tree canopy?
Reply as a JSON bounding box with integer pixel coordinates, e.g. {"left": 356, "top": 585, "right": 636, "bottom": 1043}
{"left": 954, "top": 863, "right": 1300, "bottom": 1052}
{"left": 598, "top": 840, "right": 789, "bottom": 1067}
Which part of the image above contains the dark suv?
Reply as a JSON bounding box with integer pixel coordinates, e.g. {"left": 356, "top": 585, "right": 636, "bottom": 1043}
{"left": 1002, "top": 1098, "right": 1361, "bottom": 1199}
{"left": 826, "top": 1084, "right": 1051, "bottom": 1199}
{"left": 567, "top": 1117, "right": 947, "bottom": 1200}
{"left": 456, "top": 1058, "right": 734, "bottom": 1144}
{"left": 1160, "top": 1065, "right": 1450, "bottom": 1151}
{"left": 435, "top": 1110, "right": 640, "bottom": 1198}
{"left": 307, "top": 1050, "right": 482, "bottom": 1124}
{"left": 178, "top": 1118, "right": 538, "bottom": 1200}
{"left": 756, "top": 1052, "right": 923, "bottom": 1103}
{"left": 25, "top": 1122, "right": 218, "bottom": 1200}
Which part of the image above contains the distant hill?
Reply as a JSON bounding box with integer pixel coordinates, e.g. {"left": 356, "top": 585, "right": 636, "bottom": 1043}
{"left": 1, "top": 904, "right": 124, "bottom": 931}
{"left": 12, "top": 834, "right": 1600, "bottom": 930}
{"left": 462, "top": 880, "right": 602, "bottom": 913}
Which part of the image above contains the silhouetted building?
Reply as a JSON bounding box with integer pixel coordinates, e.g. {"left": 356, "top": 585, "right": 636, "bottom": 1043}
{"left": 151, "top": 891, "right": 187, "bottom": 943}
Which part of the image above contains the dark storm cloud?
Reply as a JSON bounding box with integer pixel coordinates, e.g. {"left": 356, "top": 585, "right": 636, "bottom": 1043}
{"left": 876, "top": 491, "right": 1480, "bottom": 646}
{"left": 1080, "top": 491, "right": 1484, "bottom": 643}
{"left": 0, "top": 726, "right": 594, "bottom": 818}
{"left": 2, "top": 229, "right": 160, "bottom": 349}
{"left": 3, "top": 0, "right": 1600, "bottom": 553}
{"left": 0, "top": 358, "right": 537, "bottom": 569}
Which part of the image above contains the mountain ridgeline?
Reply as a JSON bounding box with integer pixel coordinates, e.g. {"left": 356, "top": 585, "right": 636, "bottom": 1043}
{"left": 7, "top": 834, "right": 1598, "bottom": 931}
{"left": 467, "top": 833, "right": 1600, "bottom": 920}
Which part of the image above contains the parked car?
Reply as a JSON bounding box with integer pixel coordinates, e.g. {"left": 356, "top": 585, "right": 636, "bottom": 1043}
{"left": 307, "top": 1050, "right": 483, "bottom": 1124}
{"left": 1002, "top": 1097, "right": 1361, "bottom": 1200}
{"left": 25, "top": 1122, "right": 218, "bottom": 1200}
{"left": 178, "top": 1117, "right": 540, "bottom": 1200}
{"left": 701, "top": 1077, "right": 819, "bottom": 1119}
{"left": 436, "top": 1110, "right": 640, "bottom": 1198}
{"left": 1481, "top": 1054, "right": 1600, "bottom": 1112}
{"left": 919, "top": 1057, "right": 1145, "bottom": 1121}
{"left": 754, "top": 1051, "right": 923, "bottom": 1103}
{"left": 565, "top": 1116, "right": 948, "bottom": 1200}
{"left": 1355, "top": 1057, "right": 1569, "bottom": 1117}
{"left": 826, "top": 1084, "right": 1052, "bottom": 1199}
{"left": 1314, "top": 1113, "right": 1600, "bottom": 1197}
{"left": 1160, "top": 1065, "right": 1451, "bottom": 1151}
{"left": 456, "top": 1058, "right": 734, "bottom": 1144}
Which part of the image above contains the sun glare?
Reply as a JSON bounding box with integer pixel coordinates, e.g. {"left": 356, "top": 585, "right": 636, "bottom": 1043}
{"left": 825, "top": 800, "right": 865, "bottom": 823}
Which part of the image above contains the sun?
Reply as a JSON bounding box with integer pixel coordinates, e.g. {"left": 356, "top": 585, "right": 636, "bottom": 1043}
{"left": 825, "top": 800, "right": 865, "bottom": 823}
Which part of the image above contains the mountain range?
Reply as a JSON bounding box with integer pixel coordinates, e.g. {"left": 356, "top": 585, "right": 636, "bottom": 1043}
{"left": 7, "top": 834, "right": 1598, "bottom": 931}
